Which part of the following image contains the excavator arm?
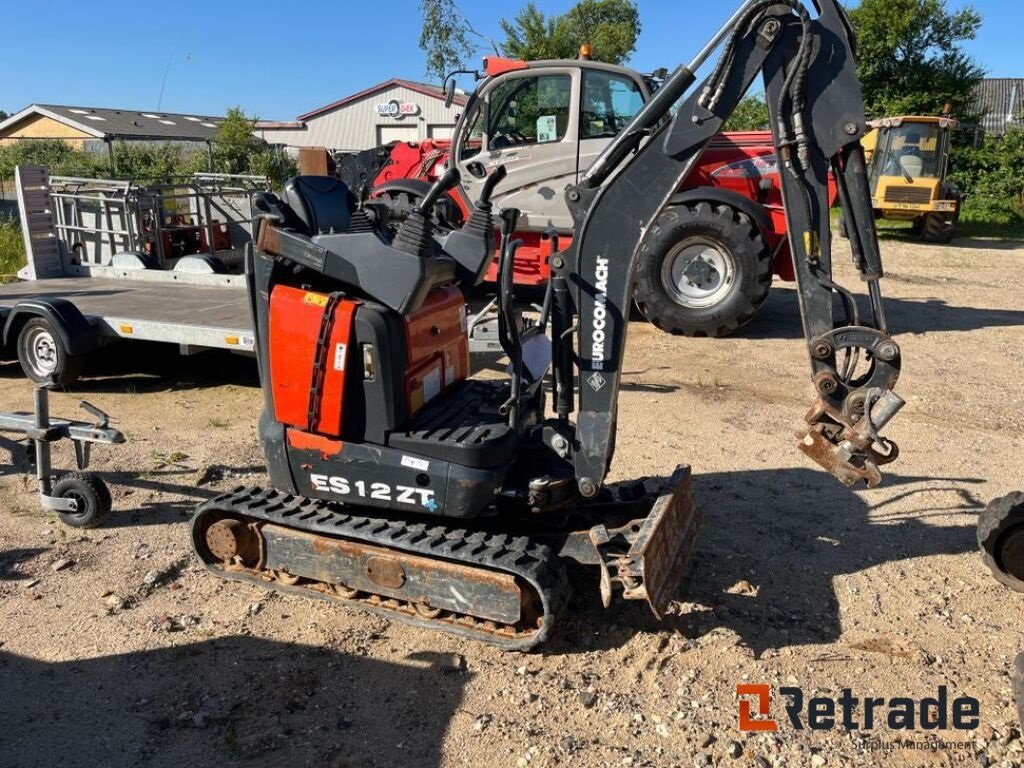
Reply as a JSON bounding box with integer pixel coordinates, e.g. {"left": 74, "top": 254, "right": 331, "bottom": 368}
{"left": 559, "top": 0, "right": 903, "bottom": 494}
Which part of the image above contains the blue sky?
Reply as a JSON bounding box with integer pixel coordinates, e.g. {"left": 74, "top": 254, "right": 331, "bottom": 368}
{"left": 0, "top": 0, "right": 1019, "bottom": 120}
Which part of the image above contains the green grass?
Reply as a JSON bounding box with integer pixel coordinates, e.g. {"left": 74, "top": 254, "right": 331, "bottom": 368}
{"left": 0, "top": 216, "right": 26, "bottom": 277}
{"left": 957, "top": 209, "right": 1024, "bottom": 240}
{"left": 829, "top": 206, "right": 1023, "bottom": 241}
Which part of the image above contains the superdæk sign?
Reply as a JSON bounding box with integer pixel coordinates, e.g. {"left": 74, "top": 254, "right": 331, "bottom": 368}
{"left": 376, "top": 100, "right": 421, "bottom": 119}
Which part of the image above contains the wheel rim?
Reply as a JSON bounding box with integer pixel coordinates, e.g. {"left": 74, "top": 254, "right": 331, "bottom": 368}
{"left": 22, "top": 326, "right": 59, "bottom": 379}
{"left": 660, "top": 237, "right": 737, "bottom": 309}
{"left": 59, "top": 490, "right": 88, "bottom": 522}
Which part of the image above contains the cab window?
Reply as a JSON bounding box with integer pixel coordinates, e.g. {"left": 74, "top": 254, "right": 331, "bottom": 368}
{"left": 876, "top": 123, "right": 944, "bottom": 179}
{"left": 580, "top": 70, "right": 645, "bottom": 139}
{"left": 487, "top": 74, "right": 572, "bottom": 149}
{"left": 459, "top": 103, "right": 485, "bottom": 160}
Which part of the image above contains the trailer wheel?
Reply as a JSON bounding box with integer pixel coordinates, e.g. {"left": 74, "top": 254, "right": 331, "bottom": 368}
{"left": 16, "top": 317, "right": 84, "bottom": 385}
{"left": 978, "top": 491, "right": 1024, "bottom": 591}
{"left": 634, "top": 202, "right": 772, "bottom": 337}
{"left": 53, "top": 471, "right": 112, "bottom": 528}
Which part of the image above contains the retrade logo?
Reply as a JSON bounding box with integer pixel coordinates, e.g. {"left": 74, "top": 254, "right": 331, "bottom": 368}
{"left": 736, "top": 684, "right": 980, "bottom": 733}
{"left": 737, "top": 684, "right": 778, "bottom": 731}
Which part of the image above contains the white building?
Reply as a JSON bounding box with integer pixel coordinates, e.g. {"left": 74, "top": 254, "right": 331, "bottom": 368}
{"left": 255, "top": 79, "right": 468, "bottom": 153}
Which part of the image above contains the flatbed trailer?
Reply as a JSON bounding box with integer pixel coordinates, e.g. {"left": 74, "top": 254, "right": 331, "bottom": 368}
{"left": 0, "top": 165, "right": 259, "bottom": 384}
{"left": 0, "top": 275, "right": 253, "bottom": 376}
{"left": 0, "top": 165, "right": 516, "bottom": 384}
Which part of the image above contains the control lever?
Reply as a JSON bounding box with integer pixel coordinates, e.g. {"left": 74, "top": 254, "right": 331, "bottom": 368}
{"left": 394, "top": 166, "right": 461, "bottom": 257}
{"left": 441, "top": 165, "right": 507, "bottom": 286}
{"left": 479, "top": 165, "right": 508, "bottom": 205}
{"left": 497, "top": 208, "right": 523, "bottom": 426}
{"left": 417, "top": 166, "right": 461, "bottom": 214}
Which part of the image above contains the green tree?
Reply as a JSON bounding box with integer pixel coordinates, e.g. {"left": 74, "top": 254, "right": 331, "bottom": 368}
{"left": 724, "top": 95, "right": 770, "bottom": 132}
{"left": 0, "top": 110, "right": 8, "bottom": 122}
{"left": 951, "top": 126, "right": 1024, "bottom": 223}
{"left": 0, "top": 139, "right": 99, "bottom": 179}
{"left": 847, "top": 0, "right": 984, "bottom": 118}
{"left": 500, "top": 0, "right": 640, "bottom": 65}
{"left": 419, "top": 0, "right": 477, "bottom": 81}
{"left": 110, "top": 142, "right": 203, "bottom": 181}
{"left": 212, "top": 107, "right": 263, "bottom": 175}
{"left": 209, "top": 107, "right": 296, "bottom": 187}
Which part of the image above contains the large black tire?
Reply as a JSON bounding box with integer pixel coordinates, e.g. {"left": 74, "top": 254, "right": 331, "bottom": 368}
{"left": 634, "top": 202, "right": 772, "bottom": 337}
{"left": 16, "top": 317, "right": 84, "bottom": 386}
{"left": 978, "top": 491, "right": 1024, "bottom": 591}
{"left": 920, "top": 210, "right": 958, "bottom": 244}
{"left": 52, "top": 471, "right": 112, "bottom": 529}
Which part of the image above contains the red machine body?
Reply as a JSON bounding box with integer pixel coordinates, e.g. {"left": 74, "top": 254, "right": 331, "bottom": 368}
{"left": 367, "top": 132, "right": 837, "bottom": 287}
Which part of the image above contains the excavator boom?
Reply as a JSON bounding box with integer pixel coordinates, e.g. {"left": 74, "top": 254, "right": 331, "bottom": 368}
{"left": 561, "top": 0, "right": 902, "bottom": 493}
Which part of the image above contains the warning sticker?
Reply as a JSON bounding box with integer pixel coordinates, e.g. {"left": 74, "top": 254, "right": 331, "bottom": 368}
{"left": 401, "top": 455, "right": 430, "bottom": 472}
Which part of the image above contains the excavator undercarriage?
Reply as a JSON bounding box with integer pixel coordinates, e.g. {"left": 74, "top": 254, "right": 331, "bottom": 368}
{"left": 194, "top": 470, "right": 697, "bottom": 649}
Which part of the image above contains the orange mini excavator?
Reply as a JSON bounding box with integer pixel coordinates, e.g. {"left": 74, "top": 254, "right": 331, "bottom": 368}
{"left": 193, "top": 0, "right": 906, "bottom": 649}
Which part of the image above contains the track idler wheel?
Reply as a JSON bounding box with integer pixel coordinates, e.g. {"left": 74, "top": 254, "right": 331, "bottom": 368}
{"left": 205, "top": 518, "right": 261, "bottom": 565}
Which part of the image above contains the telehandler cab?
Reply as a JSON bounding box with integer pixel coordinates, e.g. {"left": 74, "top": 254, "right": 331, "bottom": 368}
{"left": 193, "top": 0, "right": 906, "bottom": 649}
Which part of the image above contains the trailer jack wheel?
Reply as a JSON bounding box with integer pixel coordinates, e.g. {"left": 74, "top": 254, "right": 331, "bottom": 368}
{"left": 52, "top": 471, "right": 112, "bottom": 529}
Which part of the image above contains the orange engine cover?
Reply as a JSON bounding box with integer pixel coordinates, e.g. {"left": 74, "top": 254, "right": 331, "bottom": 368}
{"left": 403, "top": 285, "right": 468, "bottom": 415}
{"left": 269, "top": 285, "right": 358, "bottom": 437}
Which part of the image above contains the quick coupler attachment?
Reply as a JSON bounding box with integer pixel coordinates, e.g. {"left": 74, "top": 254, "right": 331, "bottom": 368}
{"left": 798, "top": 389, "right": 905, "bottom": 488}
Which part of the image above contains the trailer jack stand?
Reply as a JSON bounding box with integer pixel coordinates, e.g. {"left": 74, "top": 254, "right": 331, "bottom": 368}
{"left": 0, "top": 383, "right": 126, "bottom": 527}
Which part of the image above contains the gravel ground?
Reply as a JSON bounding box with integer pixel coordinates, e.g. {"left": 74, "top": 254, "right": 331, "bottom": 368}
{"left": 0, "top": 233, "right": 1022, "bottom": 768}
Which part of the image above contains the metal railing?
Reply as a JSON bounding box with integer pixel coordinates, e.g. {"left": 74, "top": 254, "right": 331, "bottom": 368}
{"left": 43, "top": 171, "right": 269, "bottom": 268}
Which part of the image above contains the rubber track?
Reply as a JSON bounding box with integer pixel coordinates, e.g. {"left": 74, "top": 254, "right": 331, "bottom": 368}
{"left": 192, "top": 486, "right": 572, "bottom": 650}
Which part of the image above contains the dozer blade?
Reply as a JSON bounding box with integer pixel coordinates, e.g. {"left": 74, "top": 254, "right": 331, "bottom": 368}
{"left": 561, "top": 465, "right": 701, "bottom": 618}
{"left": 616, "top": 466, "right": 700, "bottom": 617}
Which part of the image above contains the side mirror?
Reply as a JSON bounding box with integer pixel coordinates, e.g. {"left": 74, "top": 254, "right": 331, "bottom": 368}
{"left": 445, "top": 79, "right": 457, "bottom": 109}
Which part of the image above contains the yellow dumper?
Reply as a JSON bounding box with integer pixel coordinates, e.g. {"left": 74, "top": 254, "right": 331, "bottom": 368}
{"left": 860, "top": 116, "right": 961, "bottom": 243}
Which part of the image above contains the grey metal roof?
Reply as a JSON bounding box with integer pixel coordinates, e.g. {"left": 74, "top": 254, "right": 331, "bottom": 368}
{"left": 0, "top": 104, "right": 224, "bottom": 141}
{"left": 971, "top": 78, "right": 1024, "bottom": 136}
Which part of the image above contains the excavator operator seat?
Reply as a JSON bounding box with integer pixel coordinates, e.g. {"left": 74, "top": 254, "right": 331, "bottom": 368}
{"left": 282, "top": 176, "right": 355, "bottom": 235}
